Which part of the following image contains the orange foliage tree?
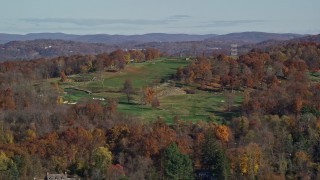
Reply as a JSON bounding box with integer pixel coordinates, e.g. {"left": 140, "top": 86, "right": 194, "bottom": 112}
{"left": 214, "top": 125, "right": 231, "bottom": 143}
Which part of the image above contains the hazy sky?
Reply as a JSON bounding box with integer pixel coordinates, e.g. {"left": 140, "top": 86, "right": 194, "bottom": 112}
{"left": 1, "top": 0, "right": 319, "bottom": 35}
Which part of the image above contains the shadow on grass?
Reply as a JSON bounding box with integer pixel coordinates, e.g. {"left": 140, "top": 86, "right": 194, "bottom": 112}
{"left": 118, "top": 101, "right": 154, "bottom": 110}
{"left": 169, "top": 67, "right": 180, "bottom": 70}
{"left": 118, "top": 101, "right": 140, "bottom": 106}
{"left": 207, "top": 108, "right": 241, "bottom": 121}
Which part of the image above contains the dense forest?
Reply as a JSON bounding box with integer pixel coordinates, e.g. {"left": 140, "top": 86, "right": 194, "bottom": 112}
{"left": 0, "top": 42, "right": 320, "bottom": 179}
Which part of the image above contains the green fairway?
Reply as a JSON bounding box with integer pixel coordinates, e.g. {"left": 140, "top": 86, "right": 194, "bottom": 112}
{"left": 116, "top": 90, "right": 242, "bottom": 123}
{"left": 63, "top": 88, "right": 93, "bottom": 102}
{"left": 84, "top": 58, "right": 189, "bottom": 91}
{"left": 57, "top": 57, "right": 243, "bottom": 123}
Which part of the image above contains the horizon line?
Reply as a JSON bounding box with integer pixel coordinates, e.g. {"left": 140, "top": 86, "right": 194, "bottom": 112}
{"left": 0, "top": 31, "right": 316, "bottom": 36}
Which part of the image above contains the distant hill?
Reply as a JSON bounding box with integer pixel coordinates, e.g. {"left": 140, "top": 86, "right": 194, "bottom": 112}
{"left": 0, "top": 33, "right": 77, "bottom": 44}
{"left": 0, "top": 33, "right": 218, "bottom": 44}
{"left": 0, "top": 39, "right": 114, "bottom": 61}
{"left": 289, "top": 34, "right": 320, "bottom": 43}
{"left": 0, "top": 32, "right": 314, "bottom": 61}
{"left": 0, "top": 32, "right": 304, "bottom": 45}
{"left": 75, "top": 33, "right": 218, "bottom": 44}
{"left": 131, "top": 32, "right": 306, "bottom": 57}
{"left": 239, "top": 34, "right": 319, "bottom": 52}
{"left": 0, "top": 38, "right": 242, "bottom": 61}
{"left": 205, "top": 32, "right": 303, "bottom": 43}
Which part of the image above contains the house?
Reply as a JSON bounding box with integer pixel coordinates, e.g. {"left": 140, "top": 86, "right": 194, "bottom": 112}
{"left": 194, "top": 169, "right": 214, "bottom": 180}
{"left": 44, "top": 172, "right": 67, "bottom": 180}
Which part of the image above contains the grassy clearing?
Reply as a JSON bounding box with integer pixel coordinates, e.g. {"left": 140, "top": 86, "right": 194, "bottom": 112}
{"left": 117, "top": 90, "right": 242, "bottom": 123}
{"left": 85, "top": 58, "right": 188, "bottom": 91}
{"left": 63, "top": 88, "right": 92, "bottom": 102}
{"left": 57, "top": 58, "right": 242, "bottom": 123}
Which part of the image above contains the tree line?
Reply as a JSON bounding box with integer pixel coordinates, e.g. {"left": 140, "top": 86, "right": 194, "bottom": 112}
{"left": 0, "top": 48, "right": 160, "bottom": 81}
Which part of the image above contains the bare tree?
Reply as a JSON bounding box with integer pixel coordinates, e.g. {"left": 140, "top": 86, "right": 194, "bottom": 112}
{"left": 225, "top": 91, "right": 235, "bottom": 111}
{"left": 122, "top": 79, "right": 135, "bottom": 103}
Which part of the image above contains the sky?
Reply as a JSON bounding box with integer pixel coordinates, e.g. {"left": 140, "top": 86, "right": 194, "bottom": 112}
{"left": 0, "top": 0, "right": 319, "bottom": 35}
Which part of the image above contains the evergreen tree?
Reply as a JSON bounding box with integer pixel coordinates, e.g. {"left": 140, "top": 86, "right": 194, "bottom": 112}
{"left": 201, "top": 132, "right": 230, "bottom": 180}
{"left": 164, "top": 143, "right": 193, "bottom": 180}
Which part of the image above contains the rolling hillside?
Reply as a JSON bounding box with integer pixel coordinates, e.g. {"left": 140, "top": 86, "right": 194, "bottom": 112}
{"left": 0, "top": 32, "right": 311, "bottom": 61}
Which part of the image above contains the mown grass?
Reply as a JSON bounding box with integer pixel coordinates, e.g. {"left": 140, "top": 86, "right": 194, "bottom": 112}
{"left": 63, "top": 88, "right": 92, "bottom": 102}
{"left": 84, "top": 58, "right": 188, "bottom": 91}
{"left": 116, "top": 90, "right": 242, "bottom": 123}
{"left": 57, "top": 57, "right": 243, "bottom": 123}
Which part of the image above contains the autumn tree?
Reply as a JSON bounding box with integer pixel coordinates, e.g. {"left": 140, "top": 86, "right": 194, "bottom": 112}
{"left": 141, "top": 119, "right": 176, "bottom": 157}
{"left": 92, "top": 147, "right": 112, "bottom": 179}
{"left": 239, "top": 143, "right": 261, "bottom": 179}
{"left": 0, "top": 122, "right": 14, "bottom": 144}
{"left": 291, "top": 151, "right": 312, "bottom": 179}
{"left": 0, "top": 151, "right": 12, "bottom": 172}
{"left": 145, "top": 48, "right": 160, "bottom": 60}
{"left": 0, "top": 151, "right": 18, "bottom": 180}
{"left": 105, "top": 98, "right": 118, "bottom": 118}
{"left": 151, "top": 97, "right": 160, "bottom": 109}
{"left": 109, "top": 49, "right": 126, "bottom": 70}
{"left": 129, "top": 50, "right": 145, "bottom": 62}
{"left": 214, "top": 125, "right": 231, "bottom": 143}
{"left": 106, "top": 164, "right": 126, "bottom": 180}
{"left": 123, "top": 156, "right": 153, "bottom": 180}
{"left": 232, "top": 116, "right": 250, "bottom": 139}
{"left": 176, "top": 66, "right": 185, "bottom": 81}
{"left": 59, "top": 71, "right": 67, "bottom": 82}
{"left": 142, "top": 86, "right": 154, "bottom": 105}
{"left": 106, "top": 125, "right": 130, "bottom": 155}
{"left": 0, "top": 88, "right": 16, "bottom": 110}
